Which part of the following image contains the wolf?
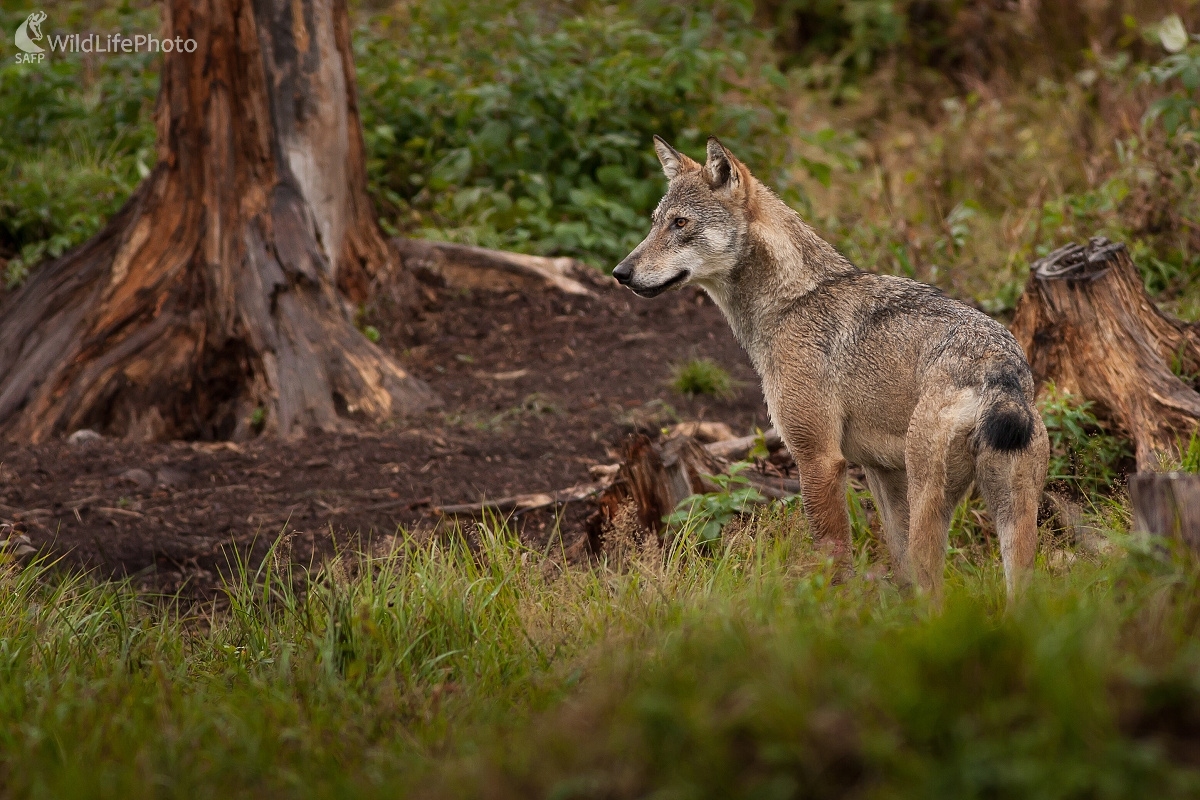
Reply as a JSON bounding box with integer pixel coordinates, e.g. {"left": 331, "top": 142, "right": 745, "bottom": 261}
{"left": 613, "top": 136, "right": 1049, "bottom": 601}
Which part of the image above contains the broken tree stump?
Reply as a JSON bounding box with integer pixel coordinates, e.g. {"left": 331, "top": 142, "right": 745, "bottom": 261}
{"left": 1129, "top": 472, "right": 1200, "bottom": 548}
{"left": 591, "top": 429, "right": 793, "bottom": 542}
{"left": 592, "top": 433, "right": 724, "bottom": 536}
{"left": 1011, "top": 237, "right": 1200, "bottom": 470}
{"left": 432, "top": 426, "right": 795, "bottom": 555}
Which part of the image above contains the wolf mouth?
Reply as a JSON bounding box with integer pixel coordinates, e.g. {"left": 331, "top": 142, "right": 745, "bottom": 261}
{"left": 633, "top": 270, "right": 690, "bottom": 298}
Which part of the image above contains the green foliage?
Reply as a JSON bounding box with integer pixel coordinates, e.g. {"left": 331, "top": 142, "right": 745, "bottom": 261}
{"left": 670, "top": 357, "right": 735, "bottom": 397}
{"left": 1038, "top": 383, "right": 1132, "bottom": 497}
{"left": 1143, "top": 15, "right": 1200, "bottom": 137}
{"left": 0, "top": 3, "right": 159, "bottom": 287}
{"left": 354, "top": 0, "right": 795, "bottom": 268}
{"left": 763, "top": 0, "right": 906, "bottom": 90}
{"left": 666, "top": 462, "right": 766, "bottom": 543}
{"left": 1179, "top": 428, "right": 1200, "bottom": 473}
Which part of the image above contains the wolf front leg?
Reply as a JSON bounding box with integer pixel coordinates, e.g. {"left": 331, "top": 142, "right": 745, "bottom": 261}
{"left": 794, "top": 452, "right": 853, "bottom": 569}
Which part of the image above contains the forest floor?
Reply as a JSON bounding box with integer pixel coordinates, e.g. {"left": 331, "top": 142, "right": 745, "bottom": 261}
{"left": 0, "top": 275, "right": 771, "bottom": 595}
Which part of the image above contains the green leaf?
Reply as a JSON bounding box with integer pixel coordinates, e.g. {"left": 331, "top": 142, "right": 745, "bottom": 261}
{"left": 1159, "top": 14, "right": 1189, "bottom": 54}
{"left": 800, "top": 157, "right": 832, "bottom": 187}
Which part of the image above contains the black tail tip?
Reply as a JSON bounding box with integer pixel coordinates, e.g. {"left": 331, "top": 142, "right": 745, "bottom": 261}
{"left": 982, "top": 408, "right": 1034, "bottom": 452}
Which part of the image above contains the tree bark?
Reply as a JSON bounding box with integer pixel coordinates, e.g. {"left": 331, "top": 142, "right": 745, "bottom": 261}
{"left": 0, "top": 0, "right": 437, "bottom": 443}
{"left": 1011, "top": 237, "right": 1200, "bottom": 470}
{"left": 1129, "top": 473, "right": 1200, "bottom": 549}
{"left": 591, "top": 433, "right": 721, "bottom": 539}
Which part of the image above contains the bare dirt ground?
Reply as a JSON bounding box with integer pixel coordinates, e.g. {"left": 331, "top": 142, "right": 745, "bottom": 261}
{"left": 0, "top": 274, "right": 769, "bottom": 594}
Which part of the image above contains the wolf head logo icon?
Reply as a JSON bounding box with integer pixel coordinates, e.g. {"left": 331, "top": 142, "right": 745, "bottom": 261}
{"left": 15, "top": 11, "right": 47, "bottom": 54}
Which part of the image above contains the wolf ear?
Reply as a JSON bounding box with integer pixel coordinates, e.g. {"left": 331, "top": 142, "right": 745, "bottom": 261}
{"left": 703, "top": 137, "right": 743, "bottom": 195}
{"left": 653, "top": 135, "right": 699, "bottom": 180}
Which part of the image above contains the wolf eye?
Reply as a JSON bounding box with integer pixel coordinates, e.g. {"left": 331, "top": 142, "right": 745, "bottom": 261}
{"left": 672, "top": 217, "right": 688, "bottom": 229}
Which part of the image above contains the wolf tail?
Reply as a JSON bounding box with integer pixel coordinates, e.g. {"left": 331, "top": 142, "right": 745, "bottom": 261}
{"left": 979, "top": 369, "right": 1035, "bottom": 452}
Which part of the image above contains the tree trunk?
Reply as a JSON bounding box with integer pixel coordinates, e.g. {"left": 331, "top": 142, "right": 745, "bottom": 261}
{"left": 1010, "top": 237, "right": 1200, "bottom": 470}
{"left": 0, "top": 0, "right": 437, "bottom": 443}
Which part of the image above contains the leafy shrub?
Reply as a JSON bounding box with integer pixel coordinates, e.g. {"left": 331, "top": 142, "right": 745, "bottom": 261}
{"left": 1144, "top": 15, "right": 1200, "bottom": 137}
{"left": 759, "top": 0, "right": 905, "bottom": 89}
{"left": 670, "top": 357, "right": 735, "bottom": 398}
{"left": 354, "top": 0, "right": 796, "bottom": 268}
{"left": 666, "top": 462, "right": 766, "bottom": 544}
{"left": 0, "top": 3, "right": 159, "bottom": 288}
{"left": 1038, "top": 383, "right": 1131, "bottom": 498}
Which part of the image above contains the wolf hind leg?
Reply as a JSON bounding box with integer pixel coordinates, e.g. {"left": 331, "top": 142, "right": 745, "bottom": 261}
{"left": 863, "top": 467, "right": 910, "bottom": 582}
{"left": 904, "top": 391, "right": 979, "bottom": 603}
{"left": 976, "top": 414, "right": 1049, "bottom": 600}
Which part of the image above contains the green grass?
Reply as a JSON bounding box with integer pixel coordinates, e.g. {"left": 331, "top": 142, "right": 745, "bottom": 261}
{"left": 2, "top": 512, "right": 1200, "bottom": 798}
{"left": 671, "top": 358, "right": 736, "bottom": 398}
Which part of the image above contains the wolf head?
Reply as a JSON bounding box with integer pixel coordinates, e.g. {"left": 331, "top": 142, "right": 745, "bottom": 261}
{"left": 613, "top": 136, "right": 753, "bottom": 298}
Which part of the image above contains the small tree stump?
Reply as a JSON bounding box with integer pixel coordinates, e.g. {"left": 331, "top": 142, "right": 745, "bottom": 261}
{"left": 1129, "top": 473, "right": 1200, "bottom": 548}
{"left": 593, "top": 433, "right": 724, "bottom": 537}
{"left": 1011, "top": 237, "right": 1200, "bottom": 470}
{"left": 588, "top": 429, "right": 795, "bottom": 551}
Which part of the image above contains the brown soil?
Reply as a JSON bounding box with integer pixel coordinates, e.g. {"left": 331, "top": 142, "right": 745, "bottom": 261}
{"left": 0, "top": 275, "right": 768, "bottom": 594}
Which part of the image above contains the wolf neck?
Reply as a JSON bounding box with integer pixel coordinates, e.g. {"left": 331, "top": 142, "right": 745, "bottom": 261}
{"left": 697, "top": 185, "right": 858, "bottom": 362}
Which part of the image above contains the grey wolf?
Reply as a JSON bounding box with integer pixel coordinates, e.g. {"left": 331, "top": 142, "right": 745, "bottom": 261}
{"left": 613, "top": 136, "right": 1048, "bottom": 601}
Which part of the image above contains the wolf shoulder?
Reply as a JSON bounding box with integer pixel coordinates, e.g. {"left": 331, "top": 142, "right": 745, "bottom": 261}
{"left": 774, "top": 269, "right": 1026, "bottom": 367}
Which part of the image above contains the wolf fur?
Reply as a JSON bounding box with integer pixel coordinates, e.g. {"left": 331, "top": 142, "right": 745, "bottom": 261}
{"left": 613, "top": 136, "right": 1049, "bottom": 601}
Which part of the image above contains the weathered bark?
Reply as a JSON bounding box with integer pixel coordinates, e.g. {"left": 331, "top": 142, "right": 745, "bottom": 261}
{"left": 593, "top": 433, "right": 723, "bottom": 537}
{"left": 0, "top": 0, "right": 437, "bottom": 442}
{"left": 1129, "top": 472, "right": 1200, "bottom": 548}
{"left": 1011, "top": 237, "right": 1200, "bottom": 470}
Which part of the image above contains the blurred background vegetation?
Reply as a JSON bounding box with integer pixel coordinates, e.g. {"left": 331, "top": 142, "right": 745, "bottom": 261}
{"left": 1, "top": 0, "right": 1198, "bottom": 309}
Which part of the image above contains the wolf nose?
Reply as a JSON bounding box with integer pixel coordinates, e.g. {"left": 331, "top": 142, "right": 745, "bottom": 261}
{"left": 613, "top": 261, "right": 633, "bottom": 284}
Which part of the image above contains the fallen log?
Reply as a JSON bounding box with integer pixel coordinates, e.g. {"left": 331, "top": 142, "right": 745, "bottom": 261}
{"left": 1011, "top": 237, "right": 1200, "bottom": 470}
{"left": 393, "top": 238, "right": 595, "bottom": 297}
{"left": 742, "top": 472, "right": 801, "bottom": 499}
{"left": 435, "top": 481, "right": 606, "bottom": 517}
{"left": 1129, "top": 472, "right": 1200, "bottom": 548}
{"left": 705, "top": 428, "right": 784, "bottom": 461}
